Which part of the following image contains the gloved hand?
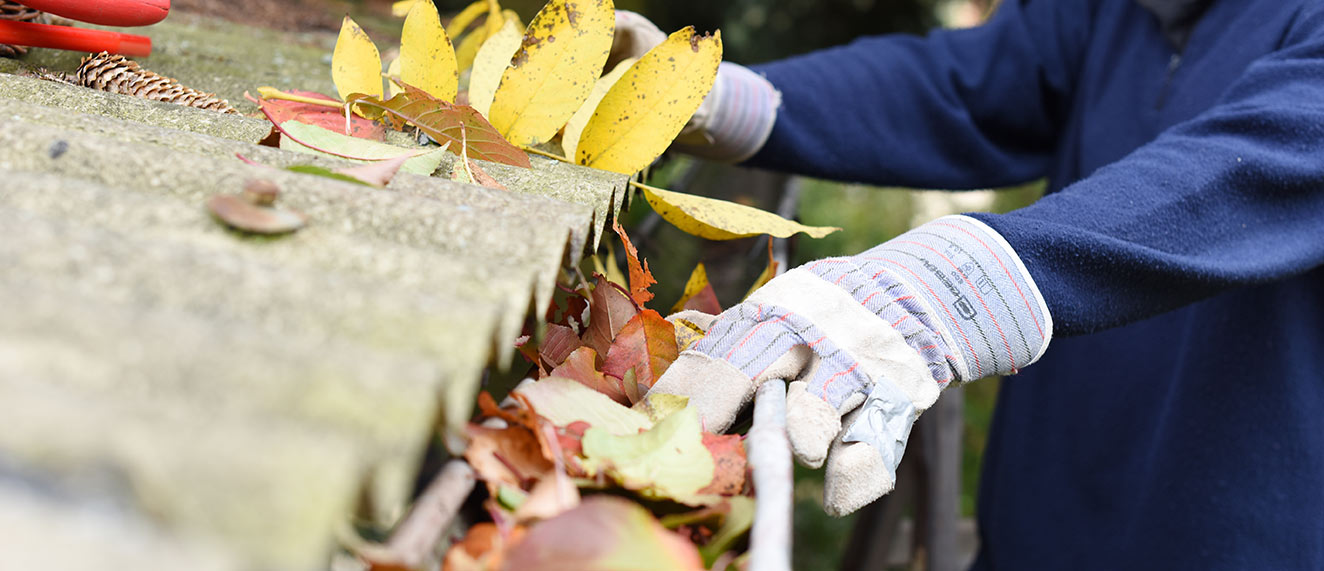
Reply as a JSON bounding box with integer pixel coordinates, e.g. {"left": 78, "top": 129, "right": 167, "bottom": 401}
{"left": 649, "top": 215, "right": 1053, "bottom": 515}
{"left": 609, "top": 10, "right": 780, "bottom": 163}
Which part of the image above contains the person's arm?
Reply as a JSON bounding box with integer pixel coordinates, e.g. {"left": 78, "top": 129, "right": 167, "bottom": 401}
{"left": 742, "top": 0, "right": 1093, "bottom": 188}
{"left": 969, "top": 9, "right": 1324, "bottom": 334}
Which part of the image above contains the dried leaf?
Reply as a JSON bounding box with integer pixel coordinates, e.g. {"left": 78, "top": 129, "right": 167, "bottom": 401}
{"left": 464, "top": 423, "right": 554, "bottom": 494}
{"left": 502, "top": 497, "right": 703, "bottom": 571}
{"left": 488, "top": 0, "right": 616, "bottom": 146}
{"left": 633, "top": 393, "right": 689, "bottom": 424}
{"left": 602, "top": 310, "right": 677, "bottom": 401}
{"left": 581, "top": 276, "right": 639, "bottom": 357}
{"left": 580, "top": 406, "right": 715, "bottom": 502}
{"left": 333, "top": 16, "right": 383, "bottom": 104}
{"left": 400, "top": 0, "right": 459, "bottom": 102}
{"left": 442, "top": 522, "right": 525, "bottom": 571}
{"left": 550, "top": 346, "right": 627, "bottom": 404}
{"left": 207, "top": 194, "right": 305, "bottom": 235}
{"left": 638, "top": 182, "right": 841, "bottom": 240}
{"left": 614, "top": 221, "right": 656, "bottom": 305}
{"left": 562, "top": 56, "right": 635, "bottom": 159}
{"left": 672, "top": 317, "right": 707, "bottom": 353}
{"left": 514, "top": 377, "right": 652, "bottom": 436}
{"left": 744, "top": 242, "right": 779, "bottom": 300}
{"left": 512, "top": 468, "right": 580, "bottom": 522}
{"left": 257, "top": 91, "right": 385, "bottom": 140}
{"left": 538, "top": 323, "right": 582, "bottom": 368}
{"left": 349, "top": 88, "right": 532, "bottom": 168}
{"left": 452, "top": 4, "right": 501, "bottom": 73}
{"left": 277, "top": 121, "right": 448, "bottom": 175}
{"left": 468, "top": 17, "right": 523, "bottom": 118}
{"left": 672, "top": 263, "right": 722, "bottom": 314}
{"left": 468, "top": 159, "right": 508, "bottom": 190}
{"left": 696, "top": 433, "right": 746, "bottom": 496}
{"left": 445, "top": 0, "right": 490, "bottom": 39}
{"left": 391, "top": 0, "right": 422, "bottom": 17}
{"left": 576, "top": 28, "right": 720, "bottom": 175}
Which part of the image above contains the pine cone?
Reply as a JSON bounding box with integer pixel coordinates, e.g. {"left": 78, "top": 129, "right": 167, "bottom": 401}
{"left": 75, "top": 52, "right": 239, "bottom": 115}
{"left": 1, "top": 0, "right": 48, "bottom": 58}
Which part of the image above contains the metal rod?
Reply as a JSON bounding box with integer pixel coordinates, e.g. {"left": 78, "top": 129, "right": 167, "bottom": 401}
{"left": 747, "top": 379, "right": 792, "bottom": 571}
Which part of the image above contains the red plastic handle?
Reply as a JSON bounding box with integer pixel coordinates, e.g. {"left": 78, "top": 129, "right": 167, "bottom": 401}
{"left": 14, "top": 0, "right": 170, "bottom": 27}
{"left": 0, "top": 20, "right": 151, "bottom": 56}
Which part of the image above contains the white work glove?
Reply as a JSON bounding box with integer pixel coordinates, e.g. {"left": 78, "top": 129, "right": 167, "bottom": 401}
{"left": 649, "top": 216, "right": 1053, "bottom": 515}
{"left": 609, "top": 10, "right": 781, "bottom": 163}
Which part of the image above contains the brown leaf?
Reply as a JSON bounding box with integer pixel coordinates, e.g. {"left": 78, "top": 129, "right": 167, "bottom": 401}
{"left": 501, "top": 497, "right": 704, "bottom": 571}
{"left": 602, "top": 310, "right": 678, "bottom": 402}
{"left": 581, "top": 277, "right": 640, "bottom": 357}
{"left": 347, "top": 86, "right": 532, "bottom": 168}
{"left": 442, "top": 522, "right": 526, "bottom": 571}
{"left": 468, "top": 159, "right": 507, "bottom": 190}
{"left": 614, "top": 221, "right": 656, "bottom": 306}
{"left": 331, "top": 152, "right": 417, "bottom": 187}
{"left": 550, "top": 346, "right": 628, "bottom": 405}
{"left": 257, "top": 90, "right": 385, "bottom": 140}
{"left": 538, "top": 324, "right": 582, "bottom": 369}
{"left": 696, "top": 433, "right": 747, "bottom": 496}
{"left": 464, "top": 423, "right": 554, "bottom": 495}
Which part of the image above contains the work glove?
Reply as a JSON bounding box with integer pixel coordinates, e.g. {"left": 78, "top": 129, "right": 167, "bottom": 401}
{"left": 649, "top": 216, "right": 1053, "bottom": 516}
{"left": 609, "top": 10, "right": 780, "bottom": 163}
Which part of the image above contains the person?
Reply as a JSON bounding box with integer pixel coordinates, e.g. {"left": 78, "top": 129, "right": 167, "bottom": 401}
{"left": 615, "top": 1, "right": 1324, "bottom": 568}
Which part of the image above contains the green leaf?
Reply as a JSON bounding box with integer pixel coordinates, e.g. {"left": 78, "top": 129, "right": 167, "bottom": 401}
{"left": 515, "top": 377, "right": 653, "bottom": 435}
{"left": 277, "top": 120, "right": 448, "bottom": 176}
{"left": 580, "top": 406, "right": 716, "bottom": 502}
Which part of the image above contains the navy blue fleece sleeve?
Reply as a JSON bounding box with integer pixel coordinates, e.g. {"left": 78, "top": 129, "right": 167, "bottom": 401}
{"left": 974, "top": 10, "right": 1324, "bottom": 334}
{"left": 745, "top": 0, "right": 1091, "bottom": 188}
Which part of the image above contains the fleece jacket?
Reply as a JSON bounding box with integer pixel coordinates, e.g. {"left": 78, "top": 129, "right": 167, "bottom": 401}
{"left": 746, "top": 0, "right": 1324, "bottom": 568}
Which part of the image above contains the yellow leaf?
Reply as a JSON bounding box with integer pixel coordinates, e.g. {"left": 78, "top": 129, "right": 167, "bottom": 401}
{"left": 385, "top": 56, "right": 402, "bottom": 97}
{"left": 636, "top": 182, "right": 842, "bottom": 240}
{"left": 745, "top": 246, "right": 779, "bottom": 300}
{"left": 488, "top": 0, "right": 616, "bottom": 146}
{"left": 671, "top": 263, "right": 709, "bottom": 313}
{"left": 468, "top": 17, "right": 523, "bottom": 118}
{"left": 576, "top": 27, "right": 720, "bottom": 175}
{"left": 561, "top": 57, "right": 635, "bottom": 160}
{"left": 391, "top": 0, "right": 421, "bottom": 17}
{"left": 333, "top": 16, "right": 383, "bottom": 104}
{"left": 445, "top": 0, "right": 489, "bottom": 38}
{"left": 400, "top": 0, "right": 458, "bottom": 102}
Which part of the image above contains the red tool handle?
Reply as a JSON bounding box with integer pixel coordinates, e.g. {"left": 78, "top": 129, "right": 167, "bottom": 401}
{"left": 0, "top": 20, "right": 151, "bottom": 56}
{"left": 14, "top": 0, "right": 170, "bottom": 27}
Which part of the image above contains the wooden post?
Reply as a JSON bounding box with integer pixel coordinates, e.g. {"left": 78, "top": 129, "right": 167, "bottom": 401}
{"left": 748, "top": 379, "right": 793, "bottom": 571}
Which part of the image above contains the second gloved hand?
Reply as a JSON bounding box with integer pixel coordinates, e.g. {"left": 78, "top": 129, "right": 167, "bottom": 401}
{"left": 650, "top": 215, "right": 1053, "bottom": 515}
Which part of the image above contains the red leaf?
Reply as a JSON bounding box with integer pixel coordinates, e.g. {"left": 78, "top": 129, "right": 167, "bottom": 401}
{"left": 613, "top": 221, "right": 656, "bottom": 306}
{"left": 257, "top": 91, "right": 384, "bottom": 140}
{"left": 602, "top": 310, "right": 678, "bottom": 402}
{"left": 347, "top": 87, "right": 532, "bottom": 168}
{"left": 697, "top": 433, "right": 747, "bottom": 496}
{"left": 538, "top": 324, "right": 582, "bottom": 369}
{"left": 550, "top": 346, "right": 629, "bottom": 405}
{"left": 581, "top": 276, "right": 640, "bottom": 357}
{"left": 682, "top": 283, "right": 722, "bottom": 315}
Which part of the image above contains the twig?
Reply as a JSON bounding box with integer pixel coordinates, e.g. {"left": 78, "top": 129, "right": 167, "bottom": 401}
{"left": 383, "top": 460, "right": 476, "bottom": 568}
{"left": 747, "top": 379, "right": 792, "bottom": 571}
{"left": 521, "top": 145, "right": 574, "bottom": 164}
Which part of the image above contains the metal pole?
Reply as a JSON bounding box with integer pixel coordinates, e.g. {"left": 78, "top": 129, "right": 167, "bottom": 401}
{"left": 747, "top": 379, "right": 792, "bottom": 571}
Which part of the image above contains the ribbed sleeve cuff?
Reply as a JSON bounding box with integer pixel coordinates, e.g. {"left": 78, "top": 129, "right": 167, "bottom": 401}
{"left": 673, "top": 62, "right": 781, "bottom": 163}
{"left": 858, "top": 215, "right": 1053, "bottom": 380}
